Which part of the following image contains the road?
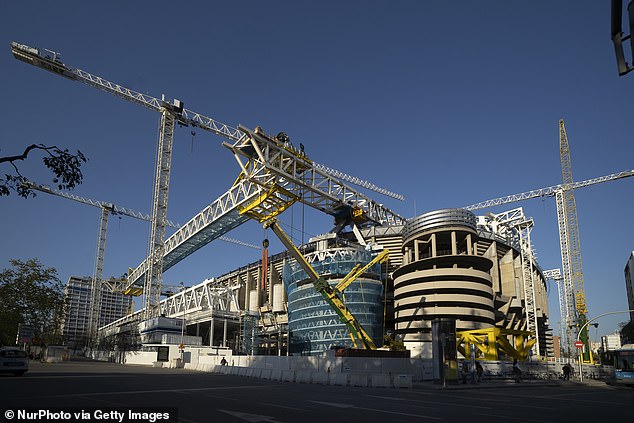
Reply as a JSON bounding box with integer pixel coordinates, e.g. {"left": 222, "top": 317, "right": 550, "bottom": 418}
{"left": 0, "top": 361, "right": 632, "bottom": 423}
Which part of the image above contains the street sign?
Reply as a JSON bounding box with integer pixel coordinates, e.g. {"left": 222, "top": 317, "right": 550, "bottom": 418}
{"left": 574, "top": 341, "right": 584, "bottom": 349}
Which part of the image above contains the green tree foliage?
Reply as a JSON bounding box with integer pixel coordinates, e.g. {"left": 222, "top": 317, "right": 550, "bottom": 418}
{"left": 0, "top": 259, "right": 66, "bottom": 346}
{"left": 0, "top": 144, "right": 87, "bottom": 197}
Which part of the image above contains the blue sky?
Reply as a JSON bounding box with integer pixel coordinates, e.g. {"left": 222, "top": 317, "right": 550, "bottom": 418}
{"left": 1, "top": 1, "right": 632, "bottom": 341}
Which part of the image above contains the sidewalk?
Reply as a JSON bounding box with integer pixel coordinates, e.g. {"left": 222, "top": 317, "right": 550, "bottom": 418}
{"left": 412, "top": 377, "right": 604, "bottom": 390}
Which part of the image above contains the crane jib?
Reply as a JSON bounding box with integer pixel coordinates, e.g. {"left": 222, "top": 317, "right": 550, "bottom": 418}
{"left": 11, "top": 41, "right": 76, "bottom": 80}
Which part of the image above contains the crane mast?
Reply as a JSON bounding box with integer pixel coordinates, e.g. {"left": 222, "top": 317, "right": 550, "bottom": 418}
{"left": 558, "top": 119, "right": 591, "bottom": 363}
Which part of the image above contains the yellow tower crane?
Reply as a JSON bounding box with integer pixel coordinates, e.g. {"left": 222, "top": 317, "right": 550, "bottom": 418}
{"left": 557, "top": 120, "right": 591, "bottom": 363}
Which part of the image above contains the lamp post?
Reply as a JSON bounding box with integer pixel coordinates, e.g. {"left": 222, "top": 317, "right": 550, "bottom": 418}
{"left": 576, "top": 309, "right": 634, "bottom": 382}
{"left": 179, "top": 281, "right": 186, "bottom": 364}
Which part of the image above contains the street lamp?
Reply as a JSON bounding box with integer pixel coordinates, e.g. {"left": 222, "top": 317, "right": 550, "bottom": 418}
{"left": 179, "top": 282, "right": 186, "bottom": 365}
{"left": 576, "top": 309, "right": 634, "bottom": 382}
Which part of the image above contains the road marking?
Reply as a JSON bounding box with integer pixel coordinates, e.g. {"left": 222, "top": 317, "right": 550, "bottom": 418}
{"left": 218, "top": 409, "right": 282, "bottom": 422}
{"left": 365, "top": 395, "right": 407, "bottom": 401}
{"left": 409, "top": 398, "right": 492, "bottom": 410}
{"left": 309, "top": 401, "right": 441, "bottom": 420}
{"left": 258, "top": 402, "right": 307, "bottom": 411}
{"left": 21, "top": 384, "right": 276, "bottom": 399}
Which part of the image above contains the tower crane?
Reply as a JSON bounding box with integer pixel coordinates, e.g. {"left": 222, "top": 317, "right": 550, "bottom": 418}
{"left": 11, "top": 41, "right": 404, "bottom": 321}
{"left": 463, "top": 123, "right": 634, "bottom": 362}
{"left": 558, "top": 120, "right": 590, "bottom": 363}
{"left": 25, "top": 181, "right": 259, "bottom": 343}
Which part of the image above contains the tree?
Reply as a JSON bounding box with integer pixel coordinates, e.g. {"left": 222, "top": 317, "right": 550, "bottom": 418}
{"left": 620, "top": 321, "right": 634, "bottom": 345}
{"left": 0, "top": 259, "right": 66, "bottom": 346}
{"left": 0, "top": 144, "right": 87, "bottom": 198}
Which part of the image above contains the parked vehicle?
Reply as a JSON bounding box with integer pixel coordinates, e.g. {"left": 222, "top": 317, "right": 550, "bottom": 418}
{"left": 0, "top": 347, "right": 29, "bottom": 376}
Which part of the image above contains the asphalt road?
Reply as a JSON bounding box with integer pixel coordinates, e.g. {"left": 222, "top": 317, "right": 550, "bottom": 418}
{"left": 1, "top": 361, "right": 633, "bottom": 423}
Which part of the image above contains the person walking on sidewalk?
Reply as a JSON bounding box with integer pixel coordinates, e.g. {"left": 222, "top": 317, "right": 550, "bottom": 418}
{"left": 512, "top": 359, "right": 522, "bottom": 383}
{"left": 563, "top": 363, "right": 572, "bottom": 380}
{"left": 475, "top": 361, "right": 484, "bottom": 383}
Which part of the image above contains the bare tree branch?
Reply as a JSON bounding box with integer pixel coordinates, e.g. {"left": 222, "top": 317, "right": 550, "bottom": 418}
{"left": 1, "top": 143, "right": 88, "bottom": 198}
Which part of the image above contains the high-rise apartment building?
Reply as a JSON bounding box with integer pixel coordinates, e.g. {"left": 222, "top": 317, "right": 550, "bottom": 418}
{"left": 61, "top": 276, "right": 132, "bottom": 348}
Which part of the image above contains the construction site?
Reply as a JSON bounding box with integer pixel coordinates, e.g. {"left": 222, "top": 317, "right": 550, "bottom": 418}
{"left": 8, "top": 39, "right": 633, "bottom": 385}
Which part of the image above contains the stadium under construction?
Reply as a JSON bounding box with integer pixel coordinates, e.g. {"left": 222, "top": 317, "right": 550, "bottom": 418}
{"left": 102, "top": 206, "right": 552, "bottom": 364}
{"left": 14, "top": 40, "right": 627, "bottom": 380}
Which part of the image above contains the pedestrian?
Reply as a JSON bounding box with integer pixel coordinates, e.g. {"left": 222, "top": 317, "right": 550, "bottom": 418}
{"left": 475, "top": 361, "right": 484, "bottom": 383}
{"left": 461, "top": 361, "right": 469, "bottom": 384}
{"left": 562, "top": 363, "right": 572, "bottom": 380}
{"left": 512, "top": 359, "right": 522, "bottom": 383}
{"left": 220, "top": 357, "right": 227, "bottom": 366}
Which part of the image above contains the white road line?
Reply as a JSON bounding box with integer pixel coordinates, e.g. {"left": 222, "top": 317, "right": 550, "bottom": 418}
{"left": 408, "top": 398, "right": 493, "bottom": 410}
{"left": 218, "top": 409, "right": 282, "bottom": 423}
{"left": 354, "top": 406, "right": 442, "bottom": 420}
{"left": 258, "top": 402, "right": 307, "bottom": 412}
{"left": 365, "top": 395, "right": 407, "bottom": 401}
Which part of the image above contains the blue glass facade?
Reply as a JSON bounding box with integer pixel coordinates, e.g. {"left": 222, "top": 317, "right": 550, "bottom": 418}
{"left": 283, "top": 248, "right": 384, "bottom": 355}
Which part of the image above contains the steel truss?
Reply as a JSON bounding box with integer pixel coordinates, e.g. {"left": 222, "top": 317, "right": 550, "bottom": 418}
{"left": 11, "top": 41, "right": 404, "bottom": 307}
{"left": 226, "top": 125, "right": 405, "bottom": 227}
{"left": 100, "top": 277, "right": 242, "bottom": 337}
{"left": 543, "top": 268, "right": 568, "bottom": 357}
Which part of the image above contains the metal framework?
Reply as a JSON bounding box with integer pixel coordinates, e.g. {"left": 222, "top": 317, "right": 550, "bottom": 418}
{"left": 89, "top": 207, "right": 109, "bottom": 341}
{"left": 262, "top": 218, "right": 381, "bottom": 350}
{"left": 227, "top": 126, "right": 405, "bottom": 226}
{"left": 514, "top": 218, "right": 540, "bottom": 356}
{"left": 558, "top": 120, "right": 591, "bottom": 363}
{"left": 463, "top": 169, "right": 634, "bottom": 211}
{"left": 463, "top": 126, "right": 633, "bottom": 362}
{"left": 11, "top": 41, "right": 404, "bottom": 316}
{"left": 457, "top": 327, "right": 536, "bottom": 361}
{"left": 479, "top": 208, "right": 540, "bottom": 354}
{"left": 543, "top": 268, "right": 568, "bottom": 357}
{"left": 161, "top": 278, "right": 241, "bottom": 318}
{"left": 26, "top": 182, "right": 258, "bottom": 339}
{"left": 99, "top": 277, "right": 243, "bottom": 338}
